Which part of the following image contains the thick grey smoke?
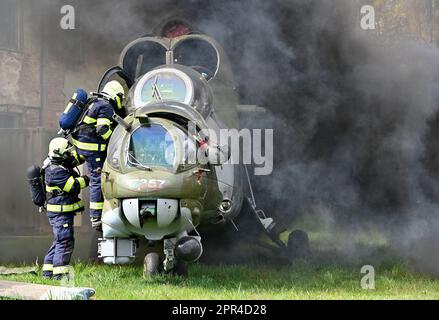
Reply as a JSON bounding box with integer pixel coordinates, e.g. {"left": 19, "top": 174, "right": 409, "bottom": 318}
{"left": 194, "top": 0, "right": 439, "bottom": 271}
{"left": 15, "top": 0, "right": 439, "bottom": 271}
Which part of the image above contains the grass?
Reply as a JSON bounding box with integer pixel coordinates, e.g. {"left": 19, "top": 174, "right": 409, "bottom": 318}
{"left": 2, "top": 222, "right": 439, "bottom": 300}
{"left": 1, "top": 259, "right": 439, "bottom": 300}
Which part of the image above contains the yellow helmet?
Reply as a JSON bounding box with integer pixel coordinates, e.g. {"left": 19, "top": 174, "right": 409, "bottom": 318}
{"left": 48, "top": 137, "right": 70, "bottom": 159}
{"left": 102, "top": 81, "right": 125, "bottom": 109}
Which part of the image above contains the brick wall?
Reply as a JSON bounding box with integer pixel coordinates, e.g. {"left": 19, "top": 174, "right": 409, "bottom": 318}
{"left": 0, "top": 52, "right": 40, "bottom": 101}
{"left": 0, "top": 50, "right": 69, "bottom": 129}
{"left": 42, "top": 61, "right": 66, "bottom": 129}
{"left": 23, "top": 108, "right": 40, "bottom": 127}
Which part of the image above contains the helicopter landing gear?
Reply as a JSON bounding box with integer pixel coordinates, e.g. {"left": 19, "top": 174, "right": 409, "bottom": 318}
{"left": 163, "top": 238, "right": 177, "bottom": 273}
{"left": 143, "top": 252, "right": 161, "bottom": 278}
{"left": 143, "top": 238, "right": 189, "bottom": 278}
{"left": 245, "top": 197, "right": 286, "bottom": 249}
{"left": 172, "top": 259, "right": 188, "bottom": 277}
{"left": 162, "top": 238, "right": 190, "bottom": 277}
{"left": 287, "top": 229, "right": 311, "bottom": 260}
{"left": 244, "top": 165, "right": 310, "bottom": 260}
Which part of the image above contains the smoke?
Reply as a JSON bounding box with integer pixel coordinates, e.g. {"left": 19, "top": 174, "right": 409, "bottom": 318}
{"left": 7, "top": 0, "right": 439, "bottom": 271}
{"left": 193, "top": 0, "right": 439, "bottom": 271}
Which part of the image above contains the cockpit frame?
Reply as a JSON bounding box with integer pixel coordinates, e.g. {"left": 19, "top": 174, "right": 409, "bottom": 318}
{"left": 118, "top": 34, "right": 222, "bottom": 82}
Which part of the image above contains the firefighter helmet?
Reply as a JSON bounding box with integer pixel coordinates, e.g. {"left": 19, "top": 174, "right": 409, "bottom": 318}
{"left": 48, "top": 137, "right": 70, "bottom": 159}
{"left": 102, "top": 81, "right": 125, "bottom": 109}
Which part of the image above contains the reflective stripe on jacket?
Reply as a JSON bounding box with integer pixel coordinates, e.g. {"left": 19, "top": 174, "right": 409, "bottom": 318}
{"left": 45, "top": 164, "right": 88, "bottom": 213}
{"left": 72, "top": 99, "right": 114, "bottom": 149}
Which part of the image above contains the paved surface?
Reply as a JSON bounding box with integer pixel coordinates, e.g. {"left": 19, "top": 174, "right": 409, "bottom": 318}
{"left": 0, "top": 280, "right": 95, "bottom": 300}
{"left": 0, "top": 266, "right": 37, "bottom": 275}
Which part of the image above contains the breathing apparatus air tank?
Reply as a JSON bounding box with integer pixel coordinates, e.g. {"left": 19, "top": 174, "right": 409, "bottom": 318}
{"left": 59, "top": 89, "right": 88, "bottom": 131}
{"left": 26, "top": 165, "right": 46, "bottom": 207}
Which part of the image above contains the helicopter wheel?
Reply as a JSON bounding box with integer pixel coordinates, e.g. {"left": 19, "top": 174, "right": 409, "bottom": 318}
{"left": 171, "top": 259, "right": 188, "bottom": 277}
{"left": 143, "top": 253, "right": 161, "bottom": 278}
{"left": 287, "top": 230, "right": 311, "bottom": 260}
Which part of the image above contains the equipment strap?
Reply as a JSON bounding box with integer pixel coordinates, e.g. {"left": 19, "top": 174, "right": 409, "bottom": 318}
{"left": 62, "top": 97, "right": 98, "bottom": 138}
{"left": 69, "top": 98, "right": 85, "bottom": 109}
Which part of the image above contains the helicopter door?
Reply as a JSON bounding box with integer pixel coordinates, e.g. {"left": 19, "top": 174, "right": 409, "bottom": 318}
{"left": 171, "top": 37, "right": 219, "bottom": 81}
{"left": 98, "top": 66, "right": 134, "bottom": 93}
{"left": 120, "top": 38, "right": 168, "bottom": 80}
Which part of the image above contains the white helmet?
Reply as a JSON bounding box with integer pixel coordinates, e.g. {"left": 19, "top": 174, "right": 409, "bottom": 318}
{"left": 102, "top": 81, "right": 125, "bottom": 109}
{"left": 48, "top": 137, "right": 70, "bottom": 159}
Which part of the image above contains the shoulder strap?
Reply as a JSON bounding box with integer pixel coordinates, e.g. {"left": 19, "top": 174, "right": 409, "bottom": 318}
{"left": 69, "top": 97, "right": 86, "bottom": 109}
{"left": 78, "top": 97, "right": 98, "bottom": 122}
{"left": 64, "top": 97, "right": 99, "bottom": 138}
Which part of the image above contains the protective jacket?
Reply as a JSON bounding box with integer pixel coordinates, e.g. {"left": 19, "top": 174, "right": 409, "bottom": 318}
{"left": 70, "top": 98, "right": 115, "bottom": 219}
{"left": 42, "top": 151, "right": 89, "bottom": 278}
{"left": 71, "top": 98, "right": 115, "bottom": 152}
{"left": 45, "top": 151, "right": 89, "bottom": 215}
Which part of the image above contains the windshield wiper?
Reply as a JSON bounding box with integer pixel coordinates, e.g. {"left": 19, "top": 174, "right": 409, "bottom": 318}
{"left": 152, "top": 76, "right": 163, "bottom": 101}
{"left": 128, "top": 153, "right": 152, "bottom": 171}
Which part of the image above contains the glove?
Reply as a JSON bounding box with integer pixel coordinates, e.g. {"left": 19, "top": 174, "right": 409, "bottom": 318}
{"left": 90, "top": 217, "right": 102, "bottom": 232}
{"left": 96, "top": 125, "right": 111, "bottom": 139}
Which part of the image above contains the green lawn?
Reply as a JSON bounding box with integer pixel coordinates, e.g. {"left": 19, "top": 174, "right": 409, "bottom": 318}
{"left": 2, "top": 223, "right": 439, "bottom": 300}
{"left": 1, "top": 259, "right": 439, "bottom": 300}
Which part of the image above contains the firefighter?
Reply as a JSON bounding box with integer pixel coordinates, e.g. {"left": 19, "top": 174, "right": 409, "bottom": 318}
{"left": 70, "top": 81, "right": 125, "bottom": 230}
{"left": 42, "top": 137, "right": 89, "bottom": 279}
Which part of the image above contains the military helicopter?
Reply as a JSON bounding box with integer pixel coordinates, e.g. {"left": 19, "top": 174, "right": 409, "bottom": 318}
{"left": 95, "top": 20, "right": 309, "bottom": 276}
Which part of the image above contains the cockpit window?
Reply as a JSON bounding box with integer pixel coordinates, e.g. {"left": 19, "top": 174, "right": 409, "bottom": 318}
{"left": 122, "top": 41, "right": 167, "bottom": 80}
{"left": 141, "top": 73, "right": 187, "bottom": 104}
{"left": 133, "top": 68, "right": 194, "bottom": 108}
{"left": 173, "top": 39, "right": 218, "bottom": 80}
{"left": 128, "top": 125, "right": 175, "bottom": 168}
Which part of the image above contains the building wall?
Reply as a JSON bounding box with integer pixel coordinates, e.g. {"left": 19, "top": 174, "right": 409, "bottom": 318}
{"left": 0, "top": 0, "right": 115, "bottom": 130}
{"left": 0, "top": 0, "right": 41, "bottom": 128}
{"left": 356, "top": 0, "right": 439, "bottom": 43}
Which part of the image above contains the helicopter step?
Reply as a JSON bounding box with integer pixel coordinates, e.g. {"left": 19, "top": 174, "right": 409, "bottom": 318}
{"left": 244, "top": 165, "right": 310, "bottom": 260}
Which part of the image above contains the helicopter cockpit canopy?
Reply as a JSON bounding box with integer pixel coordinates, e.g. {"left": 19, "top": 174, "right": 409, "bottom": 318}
{"left": 107, "top": 100, "right": 210, "bottom": 173}
{"left": 97, "top": 35, "right": 230, "bottom": 122}
{"left": 121, "top": 40, "right": 167, "bottom": 80}
{"left": 172, "top": 38, "right": 219, "bottom": 80}
{"left": 119, "top": 35, "right": 220, "bottom": 82}
{"left": 128, "top": 124, "right": 176, "bottom": 169}
{"left": 134, "top": 68, "right": 193, "bottom": 106}
{"left": 127, "top": 65, "right": 214, "bottom": 118}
